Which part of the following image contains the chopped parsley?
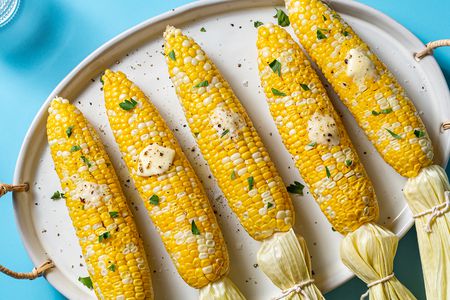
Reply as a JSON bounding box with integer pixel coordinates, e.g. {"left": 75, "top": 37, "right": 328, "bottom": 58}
{"left": 271, "top": 88, "right": 286, "bottom": 97}
{"left": 316, "top": 29, "right": 327, "bottom": 40}
{"left": 254, "top": 21, "right": 264, "bottom": 28}
{"left": 231, "top": 170, "right": 236, "bottom": 180}
{"left": 107, "top": 264, "right": 116, "bottom": 272}
{"left": 149, "top": 194, "right": 159, "bottom": 205}
{"left": 300, "top": 83, "right": 310, "bottom": 91}
{"left": 194, "top": 80, "right": 209, "bottom": 88}
{"left": 247, "top": 176, "right": 255, "bottom": 191}
{"left": 220, "top": 129, "right": 230, "bottom": 138}
{"left": 81, "top": 156, "right": 92, "bottom": 168}
{"left": 372, "top": 108, "right": 392, "bottom": 116}
{"left": 70, "top": 145, "right": 82, "bottom": 152}
{"left": 345, "top": 160, "right": 353, "bottom": 167}
{"left": 267, "top": 202, "right": 274, "bottom": 209}
{"left": 273, "top": 9, "right": 290, "bottom": 27}
{"left": 286, "top": 181, "right": 304, "bottom": 195}
{"left": 119, "top": 99, "right": 138, "bottom": 111}
{"left": 414, "top": 130, "right": 425, "bottom": 138}
{"left": 191, "top": 220, "right": 200, "bottom": 235}
{"left": 78, "top": 276, "right": 93, "bottom": 289}
{"left": 100, "top": 77, "right": 104, "bottom": 85}
{"left": 51, "top": 191, "right": 65, "bottom": 200}
{"left": 342, "top": 30, "right": 350, "bottom": 37}
{"left": 194, "top": 132, "right": 200, "bottom": 138}
{"left": 325, "top": 166, "right": 331, "bottom": 178}
{"left": 269, "top": 59, "right": 282, "bottom": 77}
{"left": 109, "top": 211, "right": 119, "bottom": 218}
{"left": 66, "top": 126, "right": 74, "bottom": 138}
{"left": 168, "top": 50, "right": 176, "bottom": 61}
{"left": 200, "top": 27, "right": 206, "bottom": 32}
{"left": 386, "top": 128, "right": 402, "bottom": 139}
{"left": 322, "top": 14, "right": 327, "bottom": 21}
{"left": 98, "top": 231, "right": 111, "bottom": 243}
{"left": 332, "top": 13, "right": 341, "bottom": 20}
{"left": 307, "top": 142, "right": 317, "bottom": 148}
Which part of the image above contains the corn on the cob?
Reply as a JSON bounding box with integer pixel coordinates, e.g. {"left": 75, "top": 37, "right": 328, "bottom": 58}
{"left": 164, "top": 26, "right": 324, "bottom": 300}
{"left": 286, "top": 1, "right": 450, "bottom": 298}
{"left": 47, "top": 98, "right": 153, "bottom": 299}
{"left": 102, "top": 70, "right": 245, "bottom": 299}
{"left": 257, "top": 23, "right": 415, "bottom": 300}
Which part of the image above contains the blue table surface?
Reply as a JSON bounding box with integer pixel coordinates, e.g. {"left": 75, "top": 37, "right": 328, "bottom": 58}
{"left": 0, "top": 0, "right": 448, "bottom": 299}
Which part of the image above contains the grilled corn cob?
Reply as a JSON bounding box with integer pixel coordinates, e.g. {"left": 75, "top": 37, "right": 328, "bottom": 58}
{"left": 102, "top": 70, "right": 245, "bottom": 299}
{"left": 257, "top": 23, "right": 415, "bottom": 300}
{"left": 164, "top": 26, "right": 324, "bottom": 300}
{"left": 47, "top": 98, "right": 153, "bottom": 299}
{"left": 286, "top": 1, "right": 450, "bottom": 298}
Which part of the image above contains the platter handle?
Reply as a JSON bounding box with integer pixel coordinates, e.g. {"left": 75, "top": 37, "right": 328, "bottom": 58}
{"left": 414, "top": 39, "right": 450, "bottom": 132}
{"left": 0, "top": 182, "right": 54, "bottom": 279}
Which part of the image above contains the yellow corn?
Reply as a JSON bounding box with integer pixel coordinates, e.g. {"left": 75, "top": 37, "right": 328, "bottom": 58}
{"left": 163, "top": 26, "right": 295, "bottom": 241}
{"left": 286, "top": 0, "right": 433, "bottom": 178}
{"left": 102, "top": 70, "right": 229, "bottom": 289}
{"left": 257, "top": 23, "right": 378, "bottom": 234}
{"left": 46, "top": 98, "right": 153, "bottom": 299}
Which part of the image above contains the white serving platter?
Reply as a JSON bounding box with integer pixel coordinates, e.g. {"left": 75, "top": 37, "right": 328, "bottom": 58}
{"left": 12, "top": 0, "right": 450, "bottom": 299}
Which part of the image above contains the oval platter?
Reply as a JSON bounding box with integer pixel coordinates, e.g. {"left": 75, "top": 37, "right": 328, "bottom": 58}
{"left": 12, "top": 0, "right": 450, "bottom": 299}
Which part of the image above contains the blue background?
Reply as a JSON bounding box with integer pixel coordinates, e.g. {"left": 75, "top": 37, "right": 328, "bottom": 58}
{"left": 0, "top": 0, "right": 448, "bottom": 299}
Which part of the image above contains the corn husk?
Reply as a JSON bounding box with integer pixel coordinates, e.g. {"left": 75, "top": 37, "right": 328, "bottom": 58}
{"left": 199, "top": 276, "right": 246, "bottom": 300}
{"left": 340, "top": 223, "right": 416, "bottom": 300}
{"left": 257, "top": 229, "right": 324, "bottom": 300}
{"left": 403, "top": 165, "right": 450, "bottom": 300}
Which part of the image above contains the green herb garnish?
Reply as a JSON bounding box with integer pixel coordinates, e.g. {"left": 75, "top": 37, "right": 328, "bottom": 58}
{"left": 414, "top": 130, "right": 425, "bottom": 138}
{"left": 107, "top": 264, "right": 116, "bottom": 272}
{"left": 109, "top": 211, "right": 119, "bottom": 218}
{"left": 200, "top": 27, "right": 206, "bottom": 32}
{"left": 286, "top": 181, "right": 305, "bottom": 195}
{"left": 269, "top": 59, "right": 282, "bottom": 77}
{"left": 66, "top": 126, "right": 74, "bottom": 138}
{"left": 100, "top": 77, "right": 104, "bottom": 85}
{"left": 322, "top": 14, "right": 327, "bottom": 21}
{"left": 372, "top": 108, "right": 392, "bottom": 116}
{"left": 149, "top": 195, "right": 159, "bottom": 205}
{"left": 267, "top": 202, "right": 274, "bottom": 209}
{"left": 220, "top": 129, "right": 230, "bottom": 138}
{"left": 51, "top": 191, "right": 65, "bottom": 200}
{"left": 231, "top": 170, "right": 236, "bottom": 180}
{"left": 194, "top": 80, "right": 209, "bottom": 88}
{"left": 345, "top": 160, "right": 353, "bottom": 167}
{"left": 98, "top": 231, "right": 111, "bottom": 243}
{"left": 81, "top": 156, "right": 92, "bottom": 168}
{"left": 386, "top": 128, "right": 402, "bottom": 139}
{"left": 70, "top": 145, "right": 82, "bottom": 152}
{"left": 247, "top": 176, "right": 255, "bottom": 191}
{"left": 342, "top": 30, "right": 349, "bottom": 37}
{"left": 273, "top": 9, "right": 290, "bottom": 27}
{"left": 78, "top": 276, "right": 93, "bottom": 289}
{"left": 254, "top": 21, "right": 264, "bottom": 28}
{"left": 191, "top": 220, "right": 200, "bottom": 235}
{"left": 271, "top": 88, "right": 286, "bottom": 97}
{"left": 316, "top": 29, "right": 327, "bottom": 40}
{"left": 307, "top": 142, "right": 317, "bottom": 148}
{"left": 300, "top": 83, "right": 310, "bottom": 91}
{"left": 325, "top": 166, "right": 331, "bottom": 178}
{"left": 119, "top": 99, "right": 138, "bottom": 111}
{"left": 168, "top": 50, "right": 176, "bottom": 61}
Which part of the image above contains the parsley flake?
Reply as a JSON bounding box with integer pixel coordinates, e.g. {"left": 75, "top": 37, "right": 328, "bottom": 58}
{"left": 247, "top": 176, "right": 255, "bottom": 191}
{"left": 200, "top": 27, "right": 206, "bottom": 32}
{"left": 191, "top": 220, "right": 200, "bottom": 235}
{"left": 109, "top": 211, "right": 119, "bottom": 218}
{"left": 386, "top": 128, "right": 402, "bottom": 139}
{"left": 119, "top": 99, "right": 138, "bottom": 111}
{"left": 81, "top": 156, "right": 92, "bottom": 168}
{"left": 220, "top": 129, "right": 230, "bottom": 138}
{"left": 168, "top": 50, "right": 176, "bottom": 61}
{"left": 307, "top": 142, "right": 317, "bottom": 148}
{"left": 231, "top": 170, "right": 236, "bottom": 180}
{"left": 269, "top": 59, "right": 282, "bottom": 77}
{"left": 254, "top": 21, "right": 264, "bottom": 28}
{"left": 100, "top": 77, "right": 104, "bottom": 85}
{"left": 342, "top": 30, "right": 349, "bottom": 37}
{"left": 271, "top": 88, "right": 286, "bottom": 97}
{"left": 70, "top": 145, "right": 81, "bottom": 152}
{"left": 107, "top": 264, "right": 116, "bottom": 272}
{"left": 345, "top": 160, "right": 353, "bottom": 167}
{"left": 78, "top": 276, "right": 93, "bottom": 289}
{"left": 267, "top": 202, "right": 274, "bottom": 209}
{"left": 149, "top": 195, "right": 159, "bottom": 205}
{"left": 325, "top": 166, "right": 331, "bottom": 178}
{"left": 273, "top": 9, "right": 290, "bottom": 27}
{"left": 194, "top": 80, "right": 209, "bottom": 88}
{"left": 316, "top": 29, "right": 327, "bottom": 40}
{"left": 300, "top": 83, "right": 310, "bottom": 91}
{"left": 286, "top": 181, "right": 305, "bottom": 195}
{"left": 66, "top": 126, "right": 74, "bottom": 138}
{"left": 51, "top": 191, "right": 65, "bottom": 200}
{"left": 98, "top": 231, "right": 111, "bottom": 243}
{"left": 372, "top": 108, "right": 392, "bottom": 116}
{"left": 322, "top": 14, "right": 327, "bottom": 21}
{"left": 414, "top": 130, "right": 425, "bottom": 138}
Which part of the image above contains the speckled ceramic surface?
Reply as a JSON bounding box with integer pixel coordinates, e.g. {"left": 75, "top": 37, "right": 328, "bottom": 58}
{"left": 12, "top": 0, "right": 450, "bottom": 299}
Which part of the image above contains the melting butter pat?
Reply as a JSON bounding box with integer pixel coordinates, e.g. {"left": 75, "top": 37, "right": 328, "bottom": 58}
{"left": 210, "top": 105, "right": 245, "bottom": 139}
{"left": 137, "top": 144, "right": 175, "bottom": 177}
{"left": 307, "top": 112, "right": 340, "bottom": 146}
{"left": 345, "top": 48, "right": 377, "bottom": 84}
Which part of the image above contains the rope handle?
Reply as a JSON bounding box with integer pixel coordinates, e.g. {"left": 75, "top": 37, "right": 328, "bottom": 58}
{"left": 0, "top": 182, "right": 54, "bottom": 279}
{"left": 413, "top": 40, "right": 450, "bottom": 133}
